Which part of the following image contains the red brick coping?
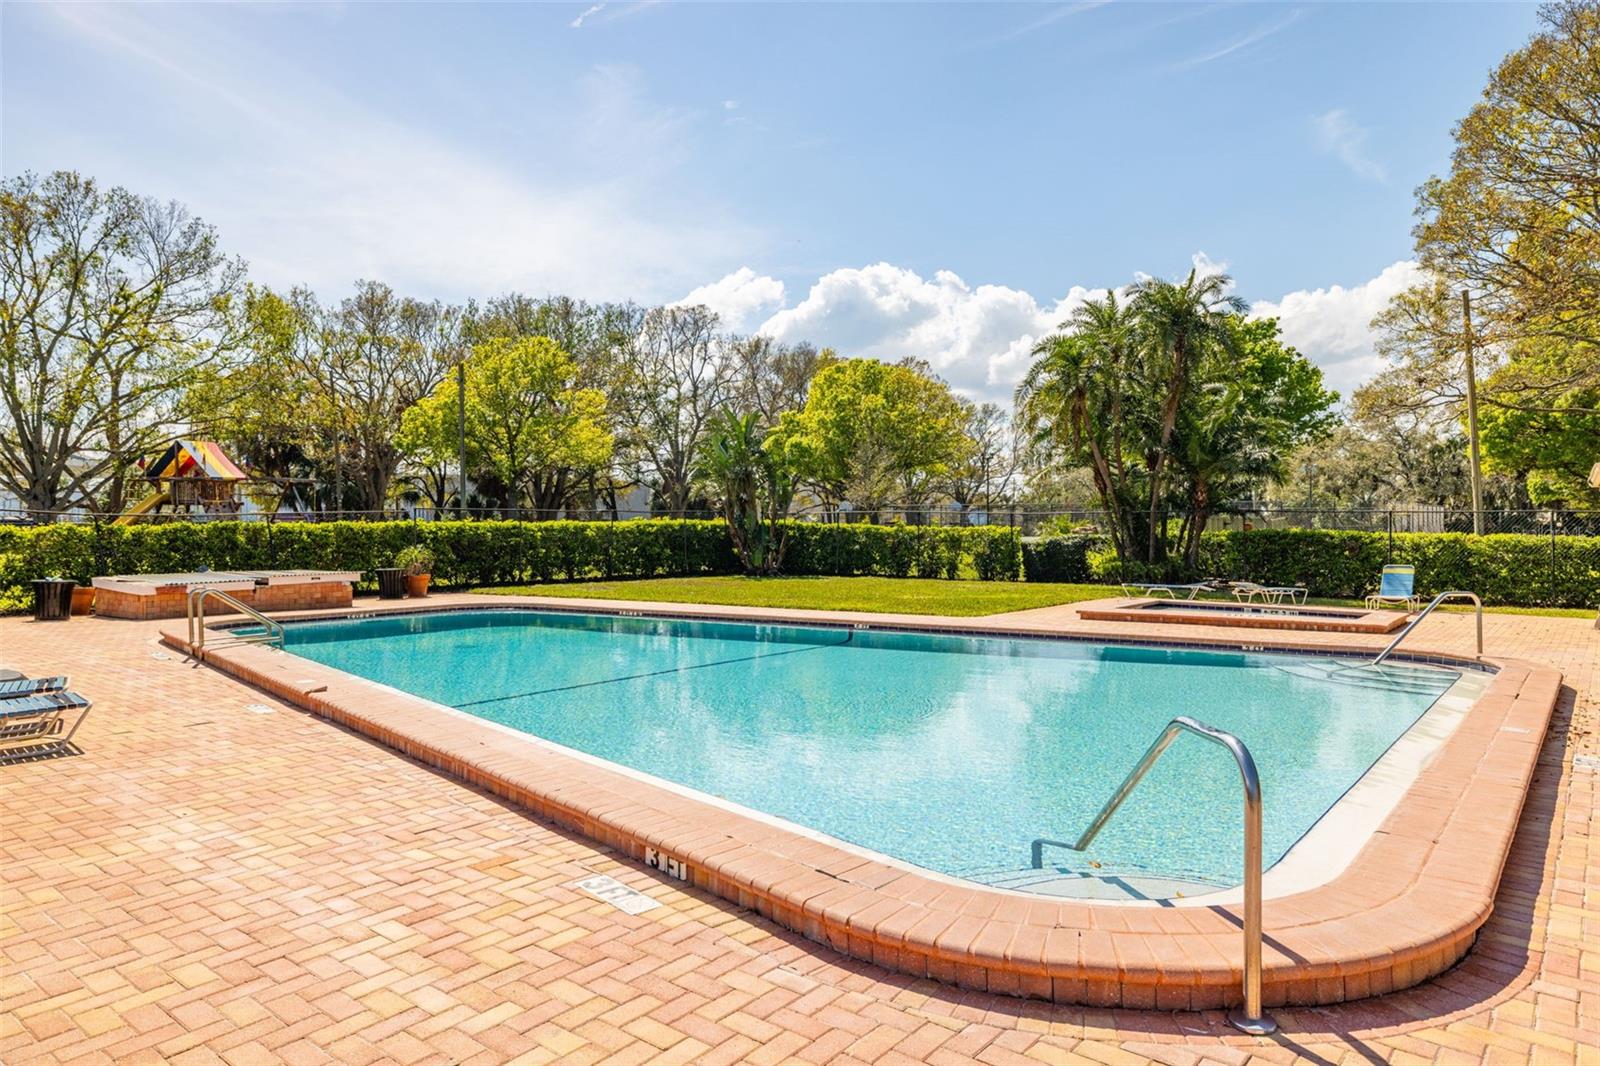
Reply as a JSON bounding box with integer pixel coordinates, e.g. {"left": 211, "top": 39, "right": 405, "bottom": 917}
{"left": 1079, "top": 599, "right": 1407, "bottom": 634}
{"left": 160, "top": 607, "right": 1562, "bottom": 1011}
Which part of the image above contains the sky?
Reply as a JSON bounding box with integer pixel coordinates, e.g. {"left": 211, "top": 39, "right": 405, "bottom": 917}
{"left": 2, "top": 1, "right": 1543, "bottom": 404}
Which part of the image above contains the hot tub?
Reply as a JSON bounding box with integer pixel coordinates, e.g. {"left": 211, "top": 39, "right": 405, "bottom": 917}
{"left": 1077, "top": 598, "right": 1409, "bottom": 633}
{"left": 92, "top": 569, "right": 361, "bottom": 619}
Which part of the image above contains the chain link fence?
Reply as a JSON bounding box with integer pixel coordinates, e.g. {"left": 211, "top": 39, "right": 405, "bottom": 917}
{"left": 5, "top": 502, "right": 1598, "bottom": 537}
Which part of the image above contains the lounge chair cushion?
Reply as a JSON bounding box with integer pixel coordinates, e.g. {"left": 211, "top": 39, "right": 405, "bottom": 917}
{"left": 0, "top": 691, "right": 90, "bottom": 719}
{"left": 0, "top": 676, "right": 68, "bottom": 699}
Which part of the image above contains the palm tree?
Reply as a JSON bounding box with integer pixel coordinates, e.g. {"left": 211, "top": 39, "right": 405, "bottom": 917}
{"left": 697, "top": 411, "right": 795, "bottom": 573}
{"left": 1016, "top": 294, "right": 1145, "bottom": 560}
{"left": 1128, "top": 270, "right": 1247, "bottom": 561}
{"left": 1169, "top": 377, "right": 1286, "bottom": 567}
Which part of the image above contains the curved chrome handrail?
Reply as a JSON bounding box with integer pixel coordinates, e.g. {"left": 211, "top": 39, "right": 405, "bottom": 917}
{"left": 185, "top": 587, "right": 285, "bottom": 651}
{"left": 1371, "top": 590, "right": 1482, "bottom": 666}
{"left": 1034, "top": 716, "right": 1275, "bottom": 1035}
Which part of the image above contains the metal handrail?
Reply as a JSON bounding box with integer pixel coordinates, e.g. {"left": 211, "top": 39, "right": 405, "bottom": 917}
{"left": 185, "top": 587, "right": 285, "bottom": 651}
{"left": 1371, "top": 590, "right": 1482, "bottom": 666}
{"left": 1036, "top": 716, "right": 1275, "bottom": 1035}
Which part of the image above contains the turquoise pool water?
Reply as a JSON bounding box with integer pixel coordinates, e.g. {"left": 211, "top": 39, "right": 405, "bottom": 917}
{"left": 280, "top": 609, "right": 1460, "bottom": 890}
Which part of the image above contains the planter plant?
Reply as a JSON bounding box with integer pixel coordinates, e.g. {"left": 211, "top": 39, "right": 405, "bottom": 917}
{"left": 395, "top": 544, "right": 435, "bottom": 598}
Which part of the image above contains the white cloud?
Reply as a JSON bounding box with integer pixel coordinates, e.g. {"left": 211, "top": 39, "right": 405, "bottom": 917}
{"left": 676, "top": 268, "right": 786, "bottom": 332}
{"left": 1311, "top": 109, "right": 1388, "bottom": 183}
{"left": 660, "top": 256, "right": 1420, "bottom": 407}
{"left": 754, "top": 263, "right": 1102, "bottom": 403}
{"left": 1250, "top": 260, "right": 1423, "bottom": 398}
{"left": 570, "top": 3, "right": 605, "bottom": 29}
{"left": 982, "top": 1, "right": 1112, "bottom": 47}
{"left": 1171, "top": 10, "right": 1302, "bottom": 70}
{"left": 723, "top": 99, "right": 740, "bottom": 111}
{"left": 29, "top": 4, "right": 754, "bottom": 304}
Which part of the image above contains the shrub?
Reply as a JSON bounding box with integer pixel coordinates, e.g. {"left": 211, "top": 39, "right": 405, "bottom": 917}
{"left": 1021, "top": 535, "right": 1099, "bottom": 583}
{"left": 1197, "top": 527, "right": 1600, "bottom": 608}
{"left": 0, "top": 518, "right": 1023, "bottom": 611}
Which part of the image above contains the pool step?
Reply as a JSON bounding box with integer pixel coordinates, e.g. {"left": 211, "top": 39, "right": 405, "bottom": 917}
{"left": 1269, "top": 662, "right": 1454, "bottom": 696}
{"left": 963, "top": 864, "right": 1226, "bottom": 902}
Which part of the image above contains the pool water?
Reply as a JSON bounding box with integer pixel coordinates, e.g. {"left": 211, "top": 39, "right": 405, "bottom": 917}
{"left": 280, "top": 610, "right": 1460, "bottom": 890}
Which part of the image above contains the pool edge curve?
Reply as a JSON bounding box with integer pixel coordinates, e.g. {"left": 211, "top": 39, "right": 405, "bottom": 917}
{"left": 159, "top": 601, "right": 1562, "bottom": 1011}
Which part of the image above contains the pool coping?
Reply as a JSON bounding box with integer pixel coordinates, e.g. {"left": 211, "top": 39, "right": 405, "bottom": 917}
{"left": 1079, "top": 599, "right": 1409, "bottom": 634}
{"left": 158, "top": 598, "right": 1563, "bottom": 1010}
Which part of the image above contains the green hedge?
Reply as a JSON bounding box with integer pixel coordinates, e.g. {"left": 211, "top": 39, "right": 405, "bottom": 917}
{"left": 1198, "top": 528, "right": 1600, "bottom": 608}
{"left": 0, "top": 519, "right": 1022, "bottom": 612}
{"left": 1022, "top": 535, "right": 1098, "bottom": 583}
{"left": 12, "top": 519, "right": 1582, "bottom": 609}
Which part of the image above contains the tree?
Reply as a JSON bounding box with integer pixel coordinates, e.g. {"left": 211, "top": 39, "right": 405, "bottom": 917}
{"left": 1369, "top": 2, "right": 1600, "bottom": 498}
{"left": 1168, "top": 319, "right": 1337, "bottom": 564}
{"left": 393, "top": 369, "right": 473, "bottom": 511}
{"left": 463, "top": 294, "right": 641, "bottom": 513}
{"left": 726, "top": 336, "right": 838, "bottom": 426}
{"left": 612, "top": 305, "right": 732, "bottom": 514}
{"left": 1127, "top": 270, "right": 1247, "bottom": 560}
{"left": 0, "top": 170, "right": 243, "bottom": 513}
{"left": 1018, "top": 280, "right": 1335, "bottom": 569}
{"left": 697, "top": 410, "right": 796, "bottom": 573}
{"left": 183, "top": 282, "right": 464, "bottom": 513}
{"left": 1411, "top": 0, "right": 1600, "bottom": 378}
{"left": 404, "top": 336, "right": 611, "bottom": 515}
{"left": 315, "top": 282, "right": 464, "bottom": 511}
{"left": 1274, "top": 412, "right": 1530, "bottom": 511}
{"left": 941, "top": 401, "right": 1017, "bottom": 520}
{"left": 771, "top": 357, "right": 970, "bottom": 516}
{"left": 1477, "top": 370, "right": 1600, "bottom": 505}
{"left": 180, "top": 286, "right": 322, "bottom": 511}
{"left": 1016, "top": 293, "right": 1150, "bottom": 561}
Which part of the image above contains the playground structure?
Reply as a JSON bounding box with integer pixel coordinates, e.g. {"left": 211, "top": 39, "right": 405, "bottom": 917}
{"left": 113, "top": 440, "right": 249, "bottom": 525}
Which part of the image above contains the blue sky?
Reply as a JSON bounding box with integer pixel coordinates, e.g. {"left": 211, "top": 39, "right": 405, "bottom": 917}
{"left": 2, "top": 1, "right": 1541, "bottom": 401}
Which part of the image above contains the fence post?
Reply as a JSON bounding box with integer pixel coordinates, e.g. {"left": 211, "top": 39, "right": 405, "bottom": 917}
{"left": 1551, "top": 518, "right": 1559, "bottom": 606}
{"left": 1387, "top": 510, "right": 1395, "bottom": 558}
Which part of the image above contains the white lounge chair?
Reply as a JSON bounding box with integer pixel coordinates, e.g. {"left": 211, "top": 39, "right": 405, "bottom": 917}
{"left": 1229, "top": 582, "right": 1308, "bottom": 605}
{"left": 1119, "top": 581, "right": 1213, "bottom": 601}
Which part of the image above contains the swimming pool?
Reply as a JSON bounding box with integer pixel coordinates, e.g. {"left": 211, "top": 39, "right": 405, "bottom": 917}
{"left": 277, "top": 609, "right": 1462, "bottom": 893}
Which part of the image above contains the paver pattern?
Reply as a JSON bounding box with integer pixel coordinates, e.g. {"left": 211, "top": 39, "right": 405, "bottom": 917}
{"left": 1, "top": 593, "right": 1595, "bottom": 1065}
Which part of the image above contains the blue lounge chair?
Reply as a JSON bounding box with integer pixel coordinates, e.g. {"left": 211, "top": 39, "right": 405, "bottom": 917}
{"left": 0, "top": 676, "right": 68, "bottom": 699}
{"left": 1365, "top": 565, "right": 1420, "bottom": 611}
{"left": 0, "top": 689, "right": 91, "bottom": 758}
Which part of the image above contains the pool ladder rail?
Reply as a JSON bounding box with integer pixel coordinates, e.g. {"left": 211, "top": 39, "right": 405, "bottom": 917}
{"left": 1032, "top": 716, "right": 1276, "bottom": 1035}
{"left": 1371, "top": 590, "right": 1482, "bottom": 666}
{"left": 185, "top": 587, "right": 286, "bottom": 652}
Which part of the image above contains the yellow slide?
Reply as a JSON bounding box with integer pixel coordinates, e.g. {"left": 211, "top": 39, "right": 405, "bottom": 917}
{"left": 112, "top": 490, "right": 170, "bottom": 525}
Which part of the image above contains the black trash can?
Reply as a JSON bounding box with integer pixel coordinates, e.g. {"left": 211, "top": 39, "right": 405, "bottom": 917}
{"left": 32, "top": 578, "right": 75, "bottom": 621}
{"left": 375, "top": 567, "right": 406, "bottom": 600}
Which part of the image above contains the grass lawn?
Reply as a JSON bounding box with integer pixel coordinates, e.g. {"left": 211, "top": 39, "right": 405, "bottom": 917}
{"left": 478, "top": 575, "right": 1114, "bottom": 616}
{"left": 478, "top": 575, "right": 1595, "bottom": 619}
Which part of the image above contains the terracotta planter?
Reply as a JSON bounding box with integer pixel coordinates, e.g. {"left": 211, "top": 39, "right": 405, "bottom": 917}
{"left": 405, "top": 573, "right": 431, "bottom": 598}
{"left": 70, "top": 585, "right": 96, "bottom": 616}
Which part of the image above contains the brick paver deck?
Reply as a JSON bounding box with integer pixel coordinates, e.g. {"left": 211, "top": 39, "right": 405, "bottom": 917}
{"left": 2, "top": 593, "right": 1595, "bottom": 1064}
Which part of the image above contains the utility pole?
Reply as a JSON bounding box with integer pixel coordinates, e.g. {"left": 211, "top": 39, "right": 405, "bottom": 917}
{"left": 1462, "top": 291, "right": 1485, "bottom": 535}
{"left": 456, "top": 361, "right": 467, "bottom": 520}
